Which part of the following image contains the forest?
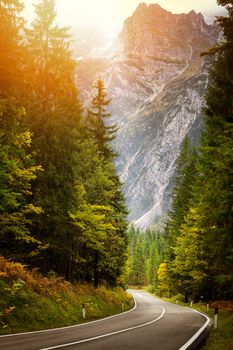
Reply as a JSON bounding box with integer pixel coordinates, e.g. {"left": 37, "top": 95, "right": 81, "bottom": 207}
{"left": 0, "top": 0, "right": 128, "bottom": 288}
{"left": 162, "top": 0, "right": 233, "bottom": 302}
{"left": 123, "top": 0, "right": 233, "bottom": 303}
{"left": 0, "top": 0, "right": 233, "bottom": 303}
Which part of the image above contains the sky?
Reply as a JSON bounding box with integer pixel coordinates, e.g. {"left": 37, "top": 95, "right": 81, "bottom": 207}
{"left": 22, "top": 0, "right": 223, "bottom": 35}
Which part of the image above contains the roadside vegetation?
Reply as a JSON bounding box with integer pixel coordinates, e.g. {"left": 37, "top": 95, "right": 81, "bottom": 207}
{"left": 0, "top": 257, "right": 132, "bottom": 335}
{"left": 202, "top": 308, "right": 233, "bottom": 350}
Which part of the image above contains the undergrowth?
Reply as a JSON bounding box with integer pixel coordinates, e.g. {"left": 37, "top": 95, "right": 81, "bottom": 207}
{"left": 0, "top": 257, "right": 133, "bottom": 335}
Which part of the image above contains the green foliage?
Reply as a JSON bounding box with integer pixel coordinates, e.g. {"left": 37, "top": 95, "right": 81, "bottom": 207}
{"left": 0, "top": 0, "right": 128, "bottom": 289}
{"left": 157, "top": 261, "right": 170, "bottom": 297}
{"left": 0, "top": 97, "right": 42, "bottom": 258}
{"left": 171, "top": 208, "right": 208, "bottom": 298}
{"left": 0, "top": 258, "right": 132, "bottom": 334}
{"left": 26, "top": 0, "right": 77, "bottom": 104}
{"left": 164, "top": 0, "right": 233, "bottom": 301}
{"left": 0, "top": 0, "right": 25, "bottom": 92}
{"left": 88, "top": 79, "right": 117, "bottom": 159}
{"left": 127, "top": 226, "right": 166, "bottom": 288}
{"left": 165, "top": 137, "right": 198, "bottom": 252}
{"left": 131, "top": 239, "right": 146, "bottom": 286}
{"left": 202, "top": 309, "right": 233, "bottom": 350}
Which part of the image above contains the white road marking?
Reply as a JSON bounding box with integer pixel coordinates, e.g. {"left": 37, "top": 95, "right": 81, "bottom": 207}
{"left": 0, "top": 291, "right": 210, "bottom": 350}
{"left": 40, "top": 294, "right": 166, "bottom": 350}
{"left": 0, "top": 296, "right": 137, "bottom": 338}
{"left": 179, "top": 308, "right": 211, "bottom": 350}
{"left": 135, "top": 292, "right": 212, "bottom": 350}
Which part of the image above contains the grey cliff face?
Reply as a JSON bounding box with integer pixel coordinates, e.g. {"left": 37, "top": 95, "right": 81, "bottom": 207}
{"left": 76, "top": 3, "right": 219, "bottom": 228}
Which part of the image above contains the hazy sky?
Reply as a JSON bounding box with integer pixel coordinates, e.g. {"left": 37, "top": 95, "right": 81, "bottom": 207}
{"left": 22, "top": 0, "right": 222, "bottom": 34}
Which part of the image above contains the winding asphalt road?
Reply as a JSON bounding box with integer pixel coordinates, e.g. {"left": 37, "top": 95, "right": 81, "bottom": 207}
{"left": 0, "top": 290, "right": 210, "bottom": 350}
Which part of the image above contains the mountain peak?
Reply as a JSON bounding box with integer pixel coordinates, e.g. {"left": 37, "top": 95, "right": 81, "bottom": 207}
{"left": 188, "top": 9, "right": 197, "bottom": 15}
{"left": 148, "top": 3, "right": 170, "bottom": 13}
{"left": 134, "top": 2, "right": 170, "bottom": 16}
{"left": 120, "top": 2, "right": 217, "bottom": 55}
{"left": 135, "top": 2, "right": 147, "bottom": 11}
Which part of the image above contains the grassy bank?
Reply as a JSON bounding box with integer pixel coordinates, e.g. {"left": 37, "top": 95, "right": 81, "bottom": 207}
{"left": 201, "top": 308, "right": 233, "bottom": 350}
{"left": 0, "top": 257, "right": 133, "bottom": 335}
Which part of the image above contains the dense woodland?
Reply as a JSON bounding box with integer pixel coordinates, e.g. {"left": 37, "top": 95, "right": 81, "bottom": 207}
{"left": 0, "top": 0, "right": 128, "bottom": 287}
{"left": 127, "top": 0, "right": 233, "bottom": 302}
{"left": 127, "top": 226, "right": 166, "bottom": 287}
{"left": 0, "top": 0, "right": 232, "bottom": 301}
{"left": 164, "top": 0, "right": 233, "bottom": 301}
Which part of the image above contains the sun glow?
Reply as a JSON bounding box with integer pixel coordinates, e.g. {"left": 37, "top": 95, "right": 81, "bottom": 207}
{"left": 23, "top": 0, "right": 221, "bottom": 35}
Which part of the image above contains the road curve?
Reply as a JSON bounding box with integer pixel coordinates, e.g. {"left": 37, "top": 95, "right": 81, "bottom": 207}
{"left": 0, "top": 290, "right": 210, "bottom": 350}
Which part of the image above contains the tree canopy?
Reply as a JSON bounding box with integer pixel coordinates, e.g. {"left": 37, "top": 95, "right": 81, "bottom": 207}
{"left": 0, "top": 0, "right": 128, "bottom": 287}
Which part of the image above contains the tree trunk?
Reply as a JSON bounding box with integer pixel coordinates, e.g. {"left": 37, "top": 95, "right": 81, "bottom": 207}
{"left": 94, "top": 253, "right": 99, "bottom": 288}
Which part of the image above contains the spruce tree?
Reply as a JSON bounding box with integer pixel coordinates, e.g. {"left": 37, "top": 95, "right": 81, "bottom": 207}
{"left": 88, "top": 79, "right": 117, "bottom": 159}
{"left": 196, "top": 0, "right": 233, "bottom": 299}
{"left": 0, "top": 1, "right": 43, "bottom": 260}
{"left": 168, "top": 0, "right": 233, "bottom": 300}
{"left": 0, "top": 0, "right": 25, "bottom": 93}
{"left": 24, "top": 0, "right": 83, "bottom": 276}
{"left": 84, "top": 79, "right": 128, "bottom": 287}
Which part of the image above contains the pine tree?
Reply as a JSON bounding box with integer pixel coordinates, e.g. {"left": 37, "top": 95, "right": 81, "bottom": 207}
{"left": 84, "top": 79, "right": 128, "bottom": 287}
{"left": 131, "top": 239, "right": 146, "bottom": 286}
{"left": 0, "top": 0, "right": 129, "bottom": 288}
{"left": 168, "top": 0, "right": 233, "bottom": 300}
{"left": 166, "top": 137, "right": 197, "bottom": 239}
{"left": 147, "top": 242, "right": 160, "bottom": 285}
{"left": 0, "top": 0, "right": 25, "bottom": 93}
{"left": 24, "top": 0, "right": 83, "bottom": 276}
{"left": 26, "top": 0, "right": 76, "bottom": 105}
{"left": 0, "top": 1, "right": 43, "bottom": 260}
{"left": 165, "top": 136, "right": 198, "bottom": 282}
{"left": 88, "top": 79, "right": 117, "bottom": 159}
{"left": 196, "top": 0, "right": 233, "bottom": 299}
{"left": 171, "top": 208, "right": 208, "bottom": 301}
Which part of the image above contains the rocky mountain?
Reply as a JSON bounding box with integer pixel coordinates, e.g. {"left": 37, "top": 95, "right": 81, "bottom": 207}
{"left": 76, "top": 3, "right": 219, "bottom": 228}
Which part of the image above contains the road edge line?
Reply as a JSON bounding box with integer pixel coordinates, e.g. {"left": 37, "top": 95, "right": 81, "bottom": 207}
{"left": 40, "top": 296, "right": 166, "bottom": 350}
{"left": 178, "top": 308, "right": 211, "bottom": 350}
{"left": 0, "top": 295, "right": 137, "bottom": 338}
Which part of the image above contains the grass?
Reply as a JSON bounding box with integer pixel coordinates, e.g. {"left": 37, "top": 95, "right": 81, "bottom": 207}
{"left": 0, "top": 257, "right": 133, "bottom": 335}
{"left": 201, "top": 309, "right": 233, "bottom": 350}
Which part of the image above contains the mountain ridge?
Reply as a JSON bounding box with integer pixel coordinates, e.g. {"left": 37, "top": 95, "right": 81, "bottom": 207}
{"left": 75, "top": 4, "right": 220, "bottom": 228}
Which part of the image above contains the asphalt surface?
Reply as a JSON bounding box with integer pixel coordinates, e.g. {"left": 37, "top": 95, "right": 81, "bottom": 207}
{"left": 0, "top": 290, "right": 210, "bottom": 350}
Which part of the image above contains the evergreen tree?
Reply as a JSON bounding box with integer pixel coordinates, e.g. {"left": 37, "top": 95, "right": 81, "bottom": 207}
{"left": 127, "top": 227, "right": 166, "bottom": 287}
{"left": 0, "top": 1, "right": 42, "bottom": 260}
{"left": 0, "top": 0, "right": 128, "bottom": 289}
{"left": 26, "top": 0, "right": 76, "bottom": 105}
{"left": 23, "top": 0, "right": 83, "bottom": 276}
{"left": 85, "top": 80, "right": 128, "bottom": 287}
{"left": 167, "top": 0, "right": 233, "bottom": 300}
{"left": 165, "top": 137, "right": 197, "bottom": 246}
{"left": 88, "top": 79, "right": 117, "bottom": 159}
{"left": 171, "top": 208, "right": 208, "bottom": 301}
{"left": 147, "top": 242, "right": 160, "bottom": 285}
{"left": 0, "top": 0, "right": 25, "bottom": 93}
{"left": 131, "top": 239, "right": 146, "bottom": 286}
{"left": 195, "top": 0, "right": 233, "bottom": 299}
